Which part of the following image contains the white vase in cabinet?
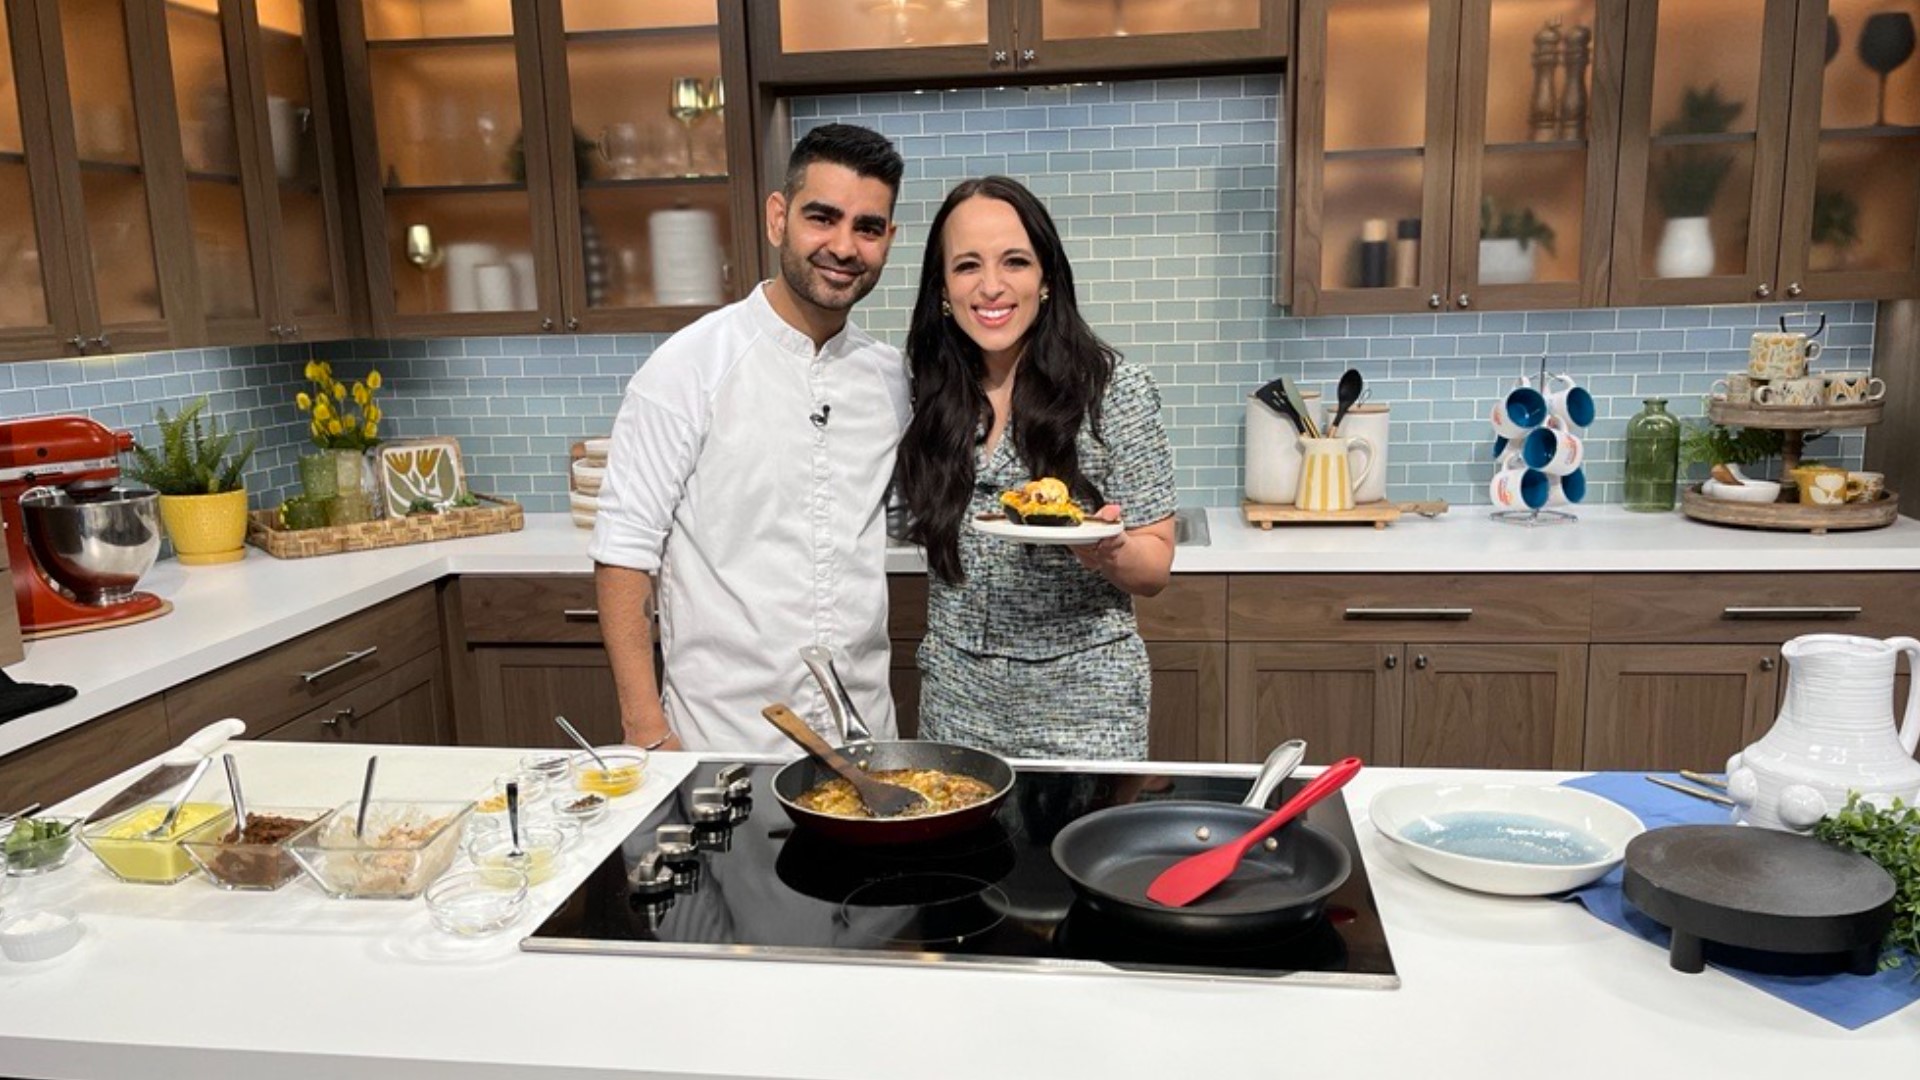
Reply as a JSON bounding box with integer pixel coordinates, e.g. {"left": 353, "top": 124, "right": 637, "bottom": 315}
{"left": 1477, "top": 238, "right": 1537, "bottom": 285}
{"left": 1655, "top": 216, "right": 1715, "bottom": 278}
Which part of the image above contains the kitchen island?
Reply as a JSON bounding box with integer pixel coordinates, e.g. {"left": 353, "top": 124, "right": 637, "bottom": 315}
{"left": 8, "top": 507, "right": 1920, "bottom": 762}
{"left": 0, "top": 740, "right": 1912, "bottom": 1080}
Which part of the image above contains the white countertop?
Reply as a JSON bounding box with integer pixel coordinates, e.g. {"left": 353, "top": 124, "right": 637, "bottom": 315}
{"left": 8, "top": 508, "right": 1920, "bottom": 759}
{"left": 1, "top": 743, "right": 1911, "bottom": 1080}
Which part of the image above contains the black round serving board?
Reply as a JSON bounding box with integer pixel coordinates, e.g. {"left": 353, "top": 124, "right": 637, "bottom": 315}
{"left": 1621, "top": 825, "right": 1895, "bottom": 975}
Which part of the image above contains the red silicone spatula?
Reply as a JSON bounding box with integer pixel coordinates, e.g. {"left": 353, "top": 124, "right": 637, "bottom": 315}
{"left": 1145, "top": 756, "right": 1364, "bottom": 908}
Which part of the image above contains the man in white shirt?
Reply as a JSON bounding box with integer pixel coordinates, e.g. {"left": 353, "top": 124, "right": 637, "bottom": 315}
{"left": 589, "top": 124, "right": 908, "bottom": 754}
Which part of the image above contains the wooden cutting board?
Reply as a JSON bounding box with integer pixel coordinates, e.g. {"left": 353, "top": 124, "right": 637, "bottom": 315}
{"left": 1621, "top": 824, "right": 1895, "bottom": 975}
{"left": 1242, "top": 500, "right": 1449, "bottom": 530}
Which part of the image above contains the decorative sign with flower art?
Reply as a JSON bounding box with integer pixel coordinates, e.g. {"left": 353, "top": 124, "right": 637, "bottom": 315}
{"left": 378, "top": 437, "right": 465, "bottom": 518}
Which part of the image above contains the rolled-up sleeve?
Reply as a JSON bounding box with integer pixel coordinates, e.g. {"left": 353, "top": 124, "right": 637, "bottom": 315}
{"left": 588, "top": 382, "right": 702, "bottom": 573}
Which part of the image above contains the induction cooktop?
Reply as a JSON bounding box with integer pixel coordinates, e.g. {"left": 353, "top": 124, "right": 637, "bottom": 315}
{"left": 524, "top": 758, "right": 1400, "bottom": 988}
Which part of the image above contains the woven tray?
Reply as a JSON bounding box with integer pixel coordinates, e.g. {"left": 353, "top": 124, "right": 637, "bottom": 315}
{"left": 246, "top": 494, "right": 524, "bottom": 559}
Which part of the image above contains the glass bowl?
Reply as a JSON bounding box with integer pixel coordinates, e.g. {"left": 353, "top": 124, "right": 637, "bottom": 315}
{"left": 571, "top": 748, "right": 647, "bottom": 798}
{"left": 287, "top": 799, "right": 474, "bottom": 900}
{"left": 79, "top": 803, "right": 232, "bottom": 885}
{"left": 424, "top": 867, "right": 529, "bottom": 936}
{"left": 519, "top": 751, "right": 574, "bottom": 786}
{"left": 3, "top": 815, "right": 83, "bottom": 877}
{"left": 552, "top": 791, "right": 609, "bottom": 826}
{"left": 465, "top": 824, "right": 566, "bottom": 886}
{"left": 179, "top": 807, "right": 334, "bottom": 892}
{"left": 0, "top": 906, "right": 83, "bottom": 962}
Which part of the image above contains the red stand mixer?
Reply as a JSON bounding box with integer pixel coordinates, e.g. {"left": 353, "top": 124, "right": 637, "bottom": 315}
{"left": 1, "top": 416, "right": 167, "bottom": 637}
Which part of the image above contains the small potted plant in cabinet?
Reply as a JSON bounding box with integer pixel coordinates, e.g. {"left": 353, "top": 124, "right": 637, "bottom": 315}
{"left": 1478, "top": 196, "right": 1556, "bottom": 285}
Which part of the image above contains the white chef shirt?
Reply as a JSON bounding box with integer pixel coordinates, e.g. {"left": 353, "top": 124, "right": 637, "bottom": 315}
{"left": 589, "top": 283, "right": 910, "bottom": 753}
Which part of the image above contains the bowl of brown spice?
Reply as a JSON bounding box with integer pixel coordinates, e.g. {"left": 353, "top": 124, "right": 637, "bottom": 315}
{"left": 181, "top": 807, "right": 334, "bottom": 891}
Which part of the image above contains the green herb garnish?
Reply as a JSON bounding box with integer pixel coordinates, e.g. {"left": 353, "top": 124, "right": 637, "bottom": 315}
{"left": 1814, "top": 794, "right": 1920, "bottom": 971}
{"left": 3, "top": 817, "right": 75, "bottom": 870}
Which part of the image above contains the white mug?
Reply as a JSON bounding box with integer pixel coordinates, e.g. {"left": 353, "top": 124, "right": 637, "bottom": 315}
{"left": 1294, "top": 435, "right": 1374, "bottom": 513}
{"left": 1710, "top": 372, "right": 1756, "bottom": 403}
{"left": 1752, "top": 377, "right": 1823, "bottom": 407}
{"left": 1823, "top": 371, "right": 1886, "bottom": 405}
{"left": 1489, "top": 456, "right": 1550, "bottom": 510}
{"left": 1522, "top": 422, "right": 1584, "bottom": 476}
{"left": 1490, "top": 382, "right": 1549, "bottom": 440}
{"left": 1245, "top": 390, "right": 1321, "bottom": 504}
{"left": 1542, "top": 374, "right": 1595, "bottom": 429}
{"left": 1546, "top": 467, "right": 1587, "bottom": 507}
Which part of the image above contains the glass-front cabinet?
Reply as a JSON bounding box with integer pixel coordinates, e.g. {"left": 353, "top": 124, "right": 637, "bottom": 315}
{"left": 1290, "top": 0, "right": 1626, "bottom": 314}
{"left": 748, "top": 0, "right": 1286, "bottom": 85}
{"left": 337, "top": 0, "right": 751, "bottom": 336}
{"left": 0, "top": 1, "right": 73, "bottom": 361}
{"left": 1609, "top": 0, "right": 1800, "bottom": 306}
{"left": 1778, "top": 0, "right": 1920, "bottom": 299}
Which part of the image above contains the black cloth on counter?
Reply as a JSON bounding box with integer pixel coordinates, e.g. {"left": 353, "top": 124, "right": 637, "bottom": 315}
{"left": 0, "top": 670, "right": 78, "bottom": 725}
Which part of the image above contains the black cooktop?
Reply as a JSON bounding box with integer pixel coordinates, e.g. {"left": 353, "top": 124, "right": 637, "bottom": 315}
{"left": 524, "top": 759, "right": 1399, "bottom": 987}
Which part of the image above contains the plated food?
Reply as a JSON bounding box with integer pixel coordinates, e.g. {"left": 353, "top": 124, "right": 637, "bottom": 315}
{"left": 797, "top": 768, "right": 998, "bottom": 819}
{"left": 999, "top": 477, "right": 1085, "bottom": 526}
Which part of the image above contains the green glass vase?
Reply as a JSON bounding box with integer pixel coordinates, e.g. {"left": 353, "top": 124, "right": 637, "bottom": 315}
{"left": 1623, "top": 398, "right": 1679, "bottom": 512}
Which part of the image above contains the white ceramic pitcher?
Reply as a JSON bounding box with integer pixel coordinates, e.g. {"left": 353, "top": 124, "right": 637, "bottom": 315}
{"left": 1725, "top": 634, "right": 1920, "bottom": 832}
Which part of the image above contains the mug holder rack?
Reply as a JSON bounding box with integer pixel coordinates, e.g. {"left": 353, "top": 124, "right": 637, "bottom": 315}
{"left": 1490, "top": 356, "right": 1583, "bottom": 526}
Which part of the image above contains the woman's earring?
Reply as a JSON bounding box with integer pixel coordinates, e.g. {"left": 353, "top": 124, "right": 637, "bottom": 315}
{"left": 941, "top": 298, "right": 952, "bottom": 317}
{"left": 1040, "top": 287, "right": 1051, "bottom": 303}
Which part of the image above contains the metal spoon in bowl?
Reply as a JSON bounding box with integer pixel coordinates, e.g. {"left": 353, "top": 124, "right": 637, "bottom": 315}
{"left": 506, "top": 780, "right": 524, "bottom": 859}
{"left": 144, "top": 756, "right": 214, "bottom": 840}
{"left": 355, "top": 756, "right": 378, "bottom": 840}
{"left": 221, "top": 754, "right": 248, "bottom": 841}
{"left": 553, "top": 715, "right": 608, "bottom": 772}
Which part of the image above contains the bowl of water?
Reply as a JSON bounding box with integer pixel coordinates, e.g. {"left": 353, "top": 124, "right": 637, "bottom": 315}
{"left": 1368, "top": 782, "right": 1645, "bottom": 896}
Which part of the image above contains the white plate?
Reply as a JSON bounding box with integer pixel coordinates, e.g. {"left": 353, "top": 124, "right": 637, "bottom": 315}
{"left": 971, "top": 515, "right": 1122, "bottom": 546}
{"left": 1368, "top": 782, "right": 1645, "bottom": 896}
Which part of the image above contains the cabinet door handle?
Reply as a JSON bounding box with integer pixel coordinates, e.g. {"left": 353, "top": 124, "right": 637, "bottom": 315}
{"left": 89, "top": 335, "right": 110, "bottom": 350}
{"left": 1414, "top": 654, "right": 1429, "bottom": 670}
{"left": 541, "top": 317, "right": 555, "bottom": 331}
{"left": 1427, "top": 294, "right": 1442, "bottom": 309}
{"left": 566, "top": 316, "right": 580, "bottom": 331}
{"left": 991, "top": 49, "right": 1009, "bottom": 65}
{"left": 1759, "top": 657, "right": 1776, "bottom": 671}
{"left": 1384, "top": 654, "right": 1398, "bottom": 669}
{"left": 1345, "top": 607, "right": 1473, "bottom": 620}
{"left": 1755, "top": 283, "right": 1772, "bottom": 299}
{"left": 1455, "top": 293, "right": 1471, "bottom": 309}
{"left": 68, "top": 335, "right": 86, "bottom": 352}
{"left": 301, "top": 646, "right": 379, "bottom": 683}
{"left": 1721, "top": 606, "right": 1861, "bottom": 620}
{"left": 1785, "top": 282, "right": 1803, "bottom": 298}
{"left": 322, "top": 707, "right": 355, "bottom": 727}
{"left": 1021, "top": 48, "right": 1036, "bottom": 63}
{"left": 562, "top": 608, "right": 600, "bottom": 622}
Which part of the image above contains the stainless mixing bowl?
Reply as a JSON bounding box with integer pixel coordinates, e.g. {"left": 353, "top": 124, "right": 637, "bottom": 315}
{"left": 20, "top": 486, "right": 162, "bottom": 604}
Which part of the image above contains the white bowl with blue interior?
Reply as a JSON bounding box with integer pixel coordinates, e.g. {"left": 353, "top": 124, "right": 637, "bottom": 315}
{"left": 1368, "top": 782, "right": 1645, "bottom": 896}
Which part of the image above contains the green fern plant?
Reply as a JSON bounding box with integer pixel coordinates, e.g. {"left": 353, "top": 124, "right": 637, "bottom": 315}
{"left": 1480, "top": 196, "right": 1557, "bottom": 254}
{"left": 125, "top": 399, "right": 256, "bottom": 496}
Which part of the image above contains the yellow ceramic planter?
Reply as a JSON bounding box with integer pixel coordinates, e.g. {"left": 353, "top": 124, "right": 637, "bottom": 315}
{"left": 159, "top": 489, "right": 249, "bottom": 565}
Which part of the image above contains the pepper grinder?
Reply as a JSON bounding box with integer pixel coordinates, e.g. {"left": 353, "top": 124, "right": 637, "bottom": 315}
{"left": 1558, "top": 25, "right": 1592, "bottom": 140}
{"left": 1530, "top": 18, "right": 1563, "bottom": 141}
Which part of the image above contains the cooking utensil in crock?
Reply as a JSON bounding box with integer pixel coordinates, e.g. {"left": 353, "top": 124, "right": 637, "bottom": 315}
{"left": 1329, "top": 369, "right": 1365, "bottom": 436}
{"left": 763, "top": 703, "right": 927, "bottom": 818}
{"left": 1253, "top": 378, "right": 1306, "bottom": 436}
{"left": 1050, "top": 745, "right": 1351, "bottom": 941}
{"left": 1146, "top": 756, "right": 1362, "bottom": 907}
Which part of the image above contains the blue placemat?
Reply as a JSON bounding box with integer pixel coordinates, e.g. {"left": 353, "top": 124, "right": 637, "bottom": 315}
{"left": 1559, "top": 771, "right": 1918, "bottom": 1030}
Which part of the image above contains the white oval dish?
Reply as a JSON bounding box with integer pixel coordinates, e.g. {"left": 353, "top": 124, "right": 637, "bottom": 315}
{"left": 1368, "top": 782, "right": 1645, "bottom": 896}
{"left": 970, "top": 515, "right": 1122, "bottom": 546}
{"left": 1702, "top": 478, "right": 1782, "bottom": 504}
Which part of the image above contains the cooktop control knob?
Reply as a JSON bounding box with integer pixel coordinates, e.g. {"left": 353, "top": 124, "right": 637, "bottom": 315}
{"left": 717, "top": 764, "right": 754, "bottom": 821}
{"left": 690, "top": 787, "right": 731, "bottom": 827}
{"left": 629, "top": 850, "right": 676, "bottom": 899}
{"left": 655, "top": 824, "right": 703, "bottom": 891}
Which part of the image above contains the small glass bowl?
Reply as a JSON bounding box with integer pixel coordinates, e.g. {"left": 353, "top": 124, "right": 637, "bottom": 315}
{"left": 424, "top": 867, "right": 529, "bottom": 936}
{"left": 79, "top": 803, "right": 232, "bottom": 885}
{"left": 552, "top": 792, "right": 608, "bottom": 826}
{"left": 0, "top": 906, "right": 83, "bottom": 962}
{"left": 179, "top": 807, "right": 333, "bottom": 892}
{"left": 2, "top": 815, "right": 82, "bottom": 877}
{"left": 478, "top": 770, "right": 549, "bottom": 811}
{"left": 519, "top": 751, "right": 574, "bottom": 786}
{"left": 286, "top": 800, "right": 474, "bottom": 900}
{"left": 571, "top": 748, "right": 647, "bottom": 798}
{"left": 466, "top": 824, "right": 566, "bottom": 887}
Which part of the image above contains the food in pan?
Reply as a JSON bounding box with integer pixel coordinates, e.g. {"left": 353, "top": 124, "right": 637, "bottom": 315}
{"left": 797, "top": 768, "right": 998, "bottom": 819}
{"left": 998, "top": 477, "right": 1084, "bottom": 526}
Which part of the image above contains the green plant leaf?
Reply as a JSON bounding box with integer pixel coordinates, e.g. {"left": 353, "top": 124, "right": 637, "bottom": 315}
{"left": 122, "top": 398, "right": 254, "bottom": 496}
{"left": 1814, "top": 794, "right": 1920, "bottom": 970}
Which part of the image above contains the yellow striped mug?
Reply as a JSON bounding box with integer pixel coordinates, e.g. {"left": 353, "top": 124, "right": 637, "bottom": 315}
{"left": 1294, "top": 435, "right": 1375, "bottom": 513}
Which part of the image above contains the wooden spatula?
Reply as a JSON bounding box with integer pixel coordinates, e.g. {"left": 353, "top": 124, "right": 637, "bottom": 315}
{"left": 1145, "top": 756, "right": 1363, "bottom": 908}
{"left": 761, "top": 703, "right": 927, "bottom": 818}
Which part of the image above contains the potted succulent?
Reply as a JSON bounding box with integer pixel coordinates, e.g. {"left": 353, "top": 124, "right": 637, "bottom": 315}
{"left": 1809, "top": 188, "right": 1860, "bottom": 272}
{"left": 1478, "top": 196, "right": 1556, "bottom": 285}
{"left": 125, "top": 398, "right": 257, "bottom": 565}
{"left": 1652, "top": 85, "right": 1745, "bottom": 278}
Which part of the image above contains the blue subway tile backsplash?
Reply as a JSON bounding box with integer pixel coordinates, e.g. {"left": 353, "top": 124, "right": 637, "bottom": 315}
{"left": 0, "top": 74, "right": 1877, "bottom": 524}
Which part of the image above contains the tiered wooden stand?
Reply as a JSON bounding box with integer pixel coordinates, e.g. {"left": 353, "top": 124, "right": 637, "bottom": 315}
{"left": 1243, "top": 500, "right": 1449, "bottom": 530}
{"left": 1682, "top": 400, "right": 1897, "bottom": 534}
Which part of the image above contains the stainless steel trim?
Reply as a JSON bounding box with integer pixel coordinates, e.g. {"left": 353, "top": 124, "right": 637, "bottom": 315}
{"left": 1721, "top": 606, "right": 1862, "bottom": 620}
{"left": 562, "top": 608, "right": 600, "bottom": 621}
{"left": 299, "top": 646, "right": 378, "bottom": 683}
{"left": 1344, "top": 607, "right": 1473, "bottom": 620}
{"left": 0, "top": 457, "right": 120, "bottom": 484}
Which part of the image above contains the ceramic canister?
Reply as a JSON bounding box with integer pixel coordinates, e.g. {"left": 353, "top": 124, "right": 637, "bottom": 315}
{"left": 1322, "top": 401, "right": 1390, "bottom": 504}
{"left": 1245, "top": 389, "right": 1321, "bottom": 505}
{"left": 1294, "top": 435, "right": 1373, "bottom": 513}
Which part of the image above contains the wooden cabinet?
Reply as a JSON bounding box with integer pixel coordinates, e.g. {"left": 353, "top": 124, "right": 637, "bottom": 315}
{"left": 1611, "top": 0, "right": 1920, "bottom": 305}
{"left": 0, "top": 1, "right": 80, "bottom": 362}
{"left": 1288, "top": 0, "right": 1628, "bottom": 314}
{"left": 446, "top": 575, "right": 635, "bottom": 749}
{"left": 334, "top": 0, "right": 758, "bottom": 338}
{"left": 748, "top": 0, "right": 1287, "bottom": 88}
{"left": 1229, "top": 641, "right": 1402, "bottom": 764}
{"left": 0, "top": 694, "right": 171, "bottom": 809}
{"left": 1585, "top": 643, "right": 1778, "bottom": 771}
{"left": 259, "top": 648, "right": 449, "bottom": 744}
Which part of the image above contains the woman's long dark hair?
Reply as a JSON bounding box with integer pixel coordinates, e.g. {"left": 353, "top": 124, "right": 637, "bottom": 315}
{"left": 896, "top": 176, "right": 1117, "bottom": 584}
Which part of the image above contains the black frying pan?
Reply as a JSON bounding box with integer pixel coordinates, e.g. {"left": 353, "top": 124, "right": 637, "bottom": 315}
{"left": 1050, "top": 748, "right": 1351, "bottom": 941}
{"left": 770, "top": 735, "right": 1015, "bottom": 846}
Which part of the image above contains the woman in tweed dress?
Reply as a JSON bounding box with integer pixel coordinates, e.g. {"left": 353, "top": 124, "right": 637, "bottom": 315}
{"left": 894, "top": 176, "right": 1178, "bottom": 760}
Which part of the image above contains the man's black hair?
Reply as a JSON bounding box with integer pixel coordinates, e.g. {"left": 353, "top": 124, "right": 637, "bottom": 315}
{"left": 783, "top": 123, "right": 905, "bottom": 201}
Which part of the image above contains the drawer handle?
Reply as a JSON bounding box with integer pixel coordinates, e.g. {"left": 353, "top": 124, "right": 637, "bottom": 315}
{"left": 301, "top": 646, "right": 379, "bottom": 684}
{"left": 323, "top": 707, "right": 355, "bottom": 727}
{"left": 1721, "top": 606, "right": 1862, "bottom": 620}
{"left": 563, "top": 608, "right": 600, "bottom": 622}
{"left": 1344, "top": 607, "right": 1473, "bottom": 621}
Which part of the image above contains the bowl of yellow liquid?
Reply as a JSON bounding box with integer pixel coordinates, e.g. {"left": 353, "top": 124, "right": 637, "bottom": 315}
{"left": 570, "top": 748, "right": 646, "bottom": 798}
